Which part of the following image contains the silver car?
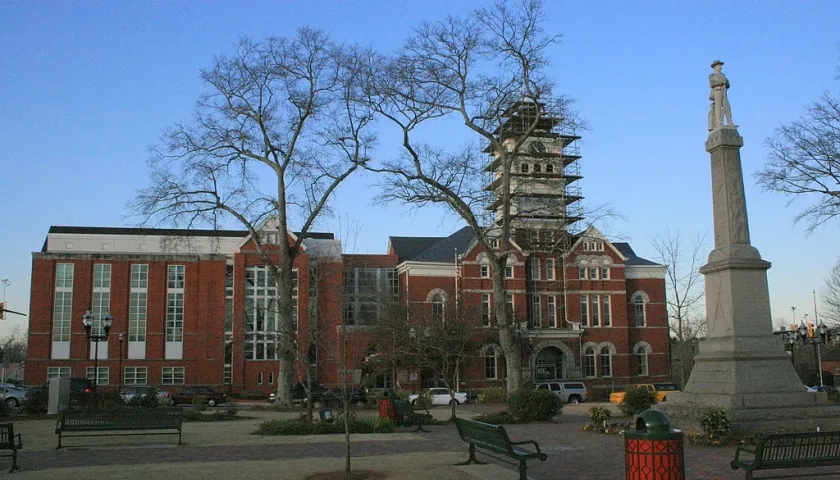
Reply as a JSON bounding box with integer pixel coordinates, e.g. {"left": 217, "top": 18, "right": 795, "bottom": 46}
{"left": 535, "top": 381, "right": 589, "bottom": 403}
{"left": 120, "top": 386, "right": 175, "bottom": 406}
{"left": 0, "top": 385, "right": 28, "bottom": 408}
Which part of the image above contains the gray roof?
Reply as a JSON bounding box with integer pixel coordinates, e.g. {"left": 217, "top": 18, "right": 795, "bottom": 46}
{"left": 613, "top": 242, "right": 661, "bottom": 266}
{"left": 390, "top": 226, "right": 475, "bottom": 263}
{"left": 48, "top": 226, "right": 333, "bottom": 240}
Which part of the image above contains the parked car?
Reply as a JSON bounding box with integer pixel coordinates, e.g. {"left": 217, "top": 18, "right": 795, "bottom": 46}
{"left": 808, "top": 385, "right": 839, "bottom": 395}
{"left": 534, "top": 381, "right": 589, "bottom": 403}
{"left": 0, "top": 385, "right": 28, "bottom": 408}
{"left": 119, "top": 386, "right": 175, "bottom": 406}
{"left": 408, "top": 387, "right": 468, "bottom": 406}
{"left": 69, "top": 377, "right": 94, "bottom": 405}
{"left": 309, "top": 387, "right": 368, "bottom": 408}
{"left": 291, "top": 381, "right": 328, "bottom": 406}
{"left": 170, "top": 386, "right": 227, "bottom": 406}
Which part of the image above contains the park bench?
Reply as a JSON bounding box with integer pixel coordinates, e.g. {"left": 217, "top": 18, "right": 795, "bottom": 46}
{"left": 0, "top": 423, "right": 22, "bottom": 473}
{"left": 454, "top": 417, "right": 547, "bottom": 480}
{"left": 392, "top": 399, "right": 433, "bottom": 432}
{"left": 730, "top": 430, "right": 840, "bottom": 479}
{"left": 55, "top": 408, "right": 183, "bottom": 449}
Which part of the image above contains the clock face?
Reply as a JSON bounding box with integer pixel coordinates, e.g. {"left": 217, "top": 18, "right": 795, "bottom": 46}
{"left": 529, "top": 141, "right": 546, "bottom": 155}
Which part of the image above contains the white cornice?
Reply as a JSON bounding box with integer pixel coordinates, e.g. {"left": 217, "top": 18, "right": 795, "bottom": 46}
{"left": 626, "top": 265, "right": 667, "bottom": 279}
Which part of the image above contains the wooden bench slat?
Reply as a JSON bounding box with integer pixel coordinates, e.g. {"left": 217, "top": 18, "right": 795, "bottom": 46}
{"left": 731, "top": 431, "right": 840, "bottom": 479}
{"left": 56, "top": 408, "right": 183, "bottom": 449}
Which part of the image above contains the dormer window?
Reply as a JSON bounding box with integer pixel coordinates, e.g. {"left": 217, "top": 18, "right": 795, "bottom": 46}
{"left": 520, "top": 164, "right": 530, "bottom": 173}
{"left": 597, "top": 242, "right": 604, "bottom": 251}
{"left": 545, "top": 164, "right": 554, "bottom": 173}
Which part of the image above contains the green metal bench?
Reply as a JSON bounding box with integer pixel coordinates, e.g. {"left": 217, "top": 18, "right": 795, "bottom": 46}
{"left": 731, "top": 430, "right": 840, "bottom": 479}
{"left": 455, "top": 417, "right": 547, "bottom": 480}
{"left": 55, "top": 408, "right": 183, "bottom": 449}
{"left": 0, "top": 423, "right": 22, "bottom": 473}
{"left": 392, "top": 399, "right": 433, "bottom": 432}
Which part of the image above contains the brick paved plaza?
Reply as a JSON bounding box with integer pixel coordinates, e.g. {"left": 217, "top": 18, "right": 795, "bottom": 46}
{"left": 5, "top": 404, "right": 839, "bottom": 479}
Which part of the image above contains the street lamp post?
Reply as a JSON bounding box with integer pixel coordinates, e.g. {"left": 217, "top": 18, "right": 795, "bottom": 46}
{"left": 82, "top": 310, "right": 113, "bottom": 398}
{"left": 118, "top": 333, "right": 124, "bottom": 393}
{"left": 796, "top": 319, "right": 828, "bottom": 388}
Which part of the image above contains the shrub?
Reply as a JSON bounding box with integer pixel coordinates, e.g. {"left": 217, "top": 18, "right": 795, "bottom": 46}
{"left": 588, "top": 406, "right": 611, "bottom": 430}
{"left": 477, "top": 388, "right": 506, "bottom": 404}
{"left": 472, "top": 411, "right": 521, "bottom": 424}
{"left": 507, "top": 389, "right": 563, "bottom": 422}
{"left": 254, "top": 415, "right": 395, "bottom": 435}
{"left": 23, "top": 389, "right": 48, "bottom": 414}
{"left": 182, "top": 409, "right": 239, "bottom": 422}
{"left": 620, "top": 385, "right": 657, "bottom": 416}
{"left": 413, "top": 390, "right": 433, "bottom": 408}
{"left": 192, "top": 395, "right": 208, "bottom": 412}
{"left": 700, "top": 407, "right": 731, "bottom": 441}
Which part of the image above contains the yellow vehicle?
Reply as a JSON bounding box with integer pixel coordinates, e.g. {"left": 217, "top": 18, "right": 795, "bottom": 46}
{"left": 609, "top": 383, "right": 680, "bottom": 405}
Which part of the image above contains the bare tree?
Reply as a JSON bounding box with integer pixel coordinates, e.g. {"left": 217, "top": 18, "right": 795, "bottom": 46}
{"left": 650, "top": 228, "right": 707, "bottom": 387}
{"left": 755, "top": 87, "right": 840, "bottom": 233}
{"left": 823, "top": 256, "right": 840, "bottom": 324}
{"left": 1, "top": 326, "right": 27, "bottom": 364}
{"left": 133, "top": 29, "right": 375, "bottom": 407}
{"left": 365, "top": 0, "right": 583, "bottom": 392}
{"left": 373, "top": 299, "right": 489, "bottom": 421}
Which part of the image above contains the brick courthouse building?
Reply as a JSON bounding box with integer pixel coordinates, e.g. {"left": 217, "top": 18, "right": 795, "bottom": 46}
{"left": 26, "top": 105, "right": 671, "bottom": 400}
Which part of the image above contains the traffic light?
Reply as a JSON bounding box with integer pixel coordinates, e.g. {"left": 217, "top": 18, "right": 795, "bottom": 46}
{"left": 808, "top": 322, "right": 815, "bottom": 338}
{"left": 0, "top": 302, "right": 4, "bottom": 320}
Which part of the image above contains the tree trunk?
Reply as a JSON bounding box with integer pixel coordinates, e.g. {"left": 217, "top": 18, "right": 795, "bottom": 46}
{"left": 492, "top": 266, "right": 522, "bottom": 392}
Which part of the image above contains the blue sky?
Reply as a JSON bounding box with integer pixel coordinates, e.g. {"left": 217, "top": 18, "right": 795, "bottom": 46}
{"left": 1, "top": 1, "right": 838, "bottom": 338}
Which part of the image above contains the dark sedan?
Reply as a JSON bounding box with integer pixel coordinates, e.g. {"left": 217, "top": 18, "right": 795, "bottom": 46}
{"left": 308, "top": 387, "right": 368, "bottom": 408}
{"left": 170, "top": 386, "right": 227, "bottom": 406}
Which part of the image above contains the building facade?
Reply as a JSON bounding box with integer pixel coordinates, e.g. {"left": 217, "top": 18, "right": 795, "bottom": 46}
{"left": 25, "top": 104, "right": 670, "bottom": 399}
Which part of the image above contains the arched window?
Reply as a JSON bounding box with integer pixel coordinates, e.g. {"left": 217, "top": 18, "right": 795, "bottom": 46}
{"left": 545, "top": 164, "right": 554, "bottom": 173}
{"left": 583, "top": 347, "right": 596, "bottom": 377}
{"left": 635, "top": 345, "right": 649, "bottom": 376}
{"left": 431, "top": 294, "right": 444, "bottom": 323}
{"left": 600, "top": 347, "right": 612, "bottom": 377}
{"left": 632, "top": 293, "right": 647, "bottom": 327}
{"left": 520, "top": 163, "right": 530, "bottom": 173}
{"left": 533, "top": 164, "right": 542, "bottom": 173}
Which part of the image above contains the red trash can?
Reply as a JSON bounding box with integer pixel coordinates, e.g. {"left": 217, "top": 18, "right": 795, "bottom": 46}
{"left": 624, "top": 410, "right": 685, "bottom": 480}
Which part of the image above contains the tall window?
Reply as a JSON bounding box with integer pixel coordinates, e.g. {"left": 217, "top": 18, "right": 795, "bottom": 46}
{"left": 584, "top": 347, "right": 596, "bottom": 377}
{"left": 530, "top": 295, "right": 541, "bottom": 328}
{"left": 162, "top": 366, "right": 185, "bottom": 385}
{"left": 52, "top": 263, "right": 74, "bottom": 342}
{"left": 578, "top": 266, "right": 586, "bottom": 279}
{"left": 520, "top": 163, "right": 529, "bottom": 173}
{"left": 601, "top": 266, "right": 609, "bottom": 279}
{"left": 505, "top": 294, "right": 514, "bottom": 319}
{"left": 529, "top": 258, "right": 540, "bottom": 281}
{"left": 481, "top": 294, "right": 491, "bottom": 326}
{"left": 602, "top": 296, "right": 611, "bottom": 327}
{"left": 245, "top": 266, "right": 298, "bottom": 360}
{"left": 91, "top": 264, "right": 112, "bottom": 336}
{"left": 431, "top": 294, "right": 444, "bottom": 323}
{"left": 546, "top": 258, "right": 555, "bottom": 280}
{"left": 166, "top": 265, "right": 185, "bottom": 342}
{"left": 505, "top": 258, "right": 514, "bottom": 279}
{"left": 129, "top": 264, "right": 148, "bottom": 342}
{"left": 591, "top": 295, "right": 600, "bottom": 327}
{"left": 224, "top": 265, "right": 234, "bottom": 385}
{"left": 580, "top": 295, "right": 588, "bottom": 326}
{"left": 636, "top": 345, "right": 649, "bottom": 376}
{"left": 124, "top": 366, "right": 148, "bottom": 385}
{"left": 480, "top": 264, "right": 490, "bottom": 278}
{"left": 589, "top": 267, "right": 598, "bottom": 280}
{"left": 86, "top": 367, "right": 109, "bottom": 386}
{"left": 633, "top": 294, "right": 646, "bottom": 327}
{"left": 484, "top": 350, "right": 497, "bottom": 379}
{"left": 600, "top": 347, "right": 612, "bottom": 377}
{"left": 343, "top": 268, "right": 397, "bottom": 325}
{"left": 547, "top": 296, "right": 556, "bottom": 328}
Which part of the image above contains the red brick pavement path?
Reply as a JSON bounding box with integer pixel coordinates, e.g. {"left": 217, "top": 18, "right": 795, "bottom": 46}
{"left": 19, "top": 415, "right": 840, "bottom": 479}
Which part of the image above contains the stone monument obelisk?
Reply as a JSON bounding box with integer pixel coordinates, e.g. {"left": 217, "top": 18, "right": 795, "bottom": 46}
{"left": 658, "top": 60, "right": 837, "bottom": 434}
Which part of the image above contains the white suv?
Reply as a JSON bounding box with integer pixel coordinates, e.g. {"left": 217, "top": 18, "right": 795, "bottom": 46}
{"left": 535, "top": 381, "right": 588, "bottom": 403}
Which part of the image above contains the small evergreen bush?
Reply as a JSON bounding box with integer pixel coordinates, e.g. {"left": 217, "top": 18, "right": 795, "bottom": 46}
{"left": 478, "top": 388, "right": 507, "bottom": 404}
{"left": 507, "top": 389, "right": 563, "bottom": 422}
{"left": 620, "top": 385, "right": 657, "bottom": 416}
{"left": 23, "top": 389, "right": 48, "bottom": 414}
{"left": 255, "top": 415, "right": 395, "bottom": 435}
{"left": 192, "top": 395, "right": 208, "bottom": 411}
{"left": 700, "top": 407, "right": 731, "bottom": 441}
{"left": 588, "top": 406, "right": 611, "bottom": 430}
{"left": 472, "top": 411, "right": 521, "bottom": 424}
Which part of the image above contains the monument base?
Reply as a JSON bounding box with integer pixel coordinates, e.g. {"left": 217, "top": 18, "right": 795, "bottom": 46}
{"left": 657, "top": 349, "right": 840, "bottom": 434}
